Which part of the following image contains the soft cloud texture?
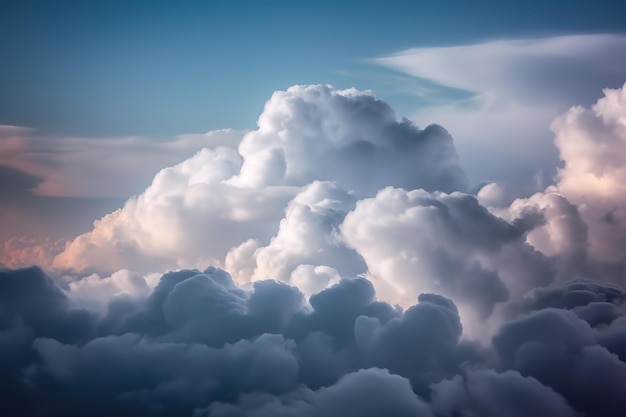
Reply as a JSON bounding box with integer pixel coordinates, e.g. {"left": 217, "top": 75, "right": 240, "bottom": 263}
{"left": 494, "top": 82, "right": 626, "bottom": 288}
{"left": 5, "top": 78, "right": 626, "bottom": 416}
{"left": 551, "top": 83, "right": 626, "bottom": 263}
{"left": 372, "top": 34, "right": 626, "bottom": 190}
{"left": 341, "top": 187, "right": 549, "bottom": 317}
{"left": 0, "top": 125, "right": 245, "bottom": 198}
{"left": 43, "top": 81, "right": 626, "bottom": 320}
{"left": 53, "top": 85, "right": 468, "bottom": 279}
{"left": 2, "top": 265, "right": 625, "bottom": 416}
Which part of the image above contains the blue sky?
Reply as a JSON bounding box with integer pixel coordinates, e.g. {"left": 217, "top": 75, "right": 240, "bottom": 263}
{"left": 2, "top": 0, "right": 626, "bottom": 137}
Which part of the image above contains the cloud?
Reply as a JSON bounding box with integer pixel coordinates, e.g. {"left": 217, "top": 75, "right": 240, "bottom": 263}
{"left": 371, "top": 34, "right": 626, "bottom": 190}
{"left": 341, "top": 186, "right": 551, "bottom": 317}
{"left": 489, "top": 82, "right": 626, "bottom": 289}
{"left": 551, "top": 82, "right": 626, "bottom": 263}
{"left": 2, "top": 264, "right": 625, "bottom": 416}
{"left": 430, "top": 370, "right": 578, "bottom": 417}
{"left": 0, "top": 125, "right": 245, "bottom": 198}
{"left": 234, "top": 85, "right": 467, "bottom": 194}
{"left": 0, "top": 126, "right": 246, "bottom": 262}
{"left": 53, "top": 85, "right": 468, "bottom": 276}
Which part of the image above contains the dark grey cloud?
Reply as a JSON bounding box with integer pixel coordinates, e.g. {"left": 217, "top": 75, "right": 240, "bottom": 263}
{"left": 2, "top": 263, "right": 626, "bottom": 416}
{"left": 493, "top": 280, "right": 626, "bottom": 417}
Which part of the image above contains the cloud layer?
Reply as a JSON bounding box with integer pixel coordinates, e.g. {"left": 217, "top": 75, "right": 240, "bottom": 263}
{"left": 4, "top": 79, "right": 626, "bottom": 416}
{"left": 1, "top": 266, "right": 625, "bottom": 416}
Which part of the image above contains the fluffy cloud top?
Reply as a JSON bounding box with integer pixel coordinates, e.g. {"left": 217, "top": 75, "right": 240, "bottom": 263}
{"left": 53, "top": 85, "right": 468, "bottom": 280}
{"left": 42, "top": 81, "right": 626, "bottom": 321}
{"left": 497, "top": 82, "right": 626, "bottom": 287}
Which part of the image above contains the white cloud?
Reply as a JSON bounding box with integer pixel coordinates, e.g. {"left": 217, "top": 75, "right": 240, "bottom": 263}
{"left": 371, "top": 34, "right": 626, "bottom": 190}
{"left": 551, "top": 82, "right": 626, "bottom": 263}
{"left": 341, "top": 186, "right": 551, "bottom": 319}
{"left": 233, "top": 85, "right": 467, "bottom": 194}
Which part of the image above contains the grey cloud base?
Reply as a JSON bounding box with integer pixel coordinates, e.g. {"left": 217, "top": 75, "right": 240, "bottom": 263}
{"left": 1, "top": 266, "right": 624, "bottom": 417}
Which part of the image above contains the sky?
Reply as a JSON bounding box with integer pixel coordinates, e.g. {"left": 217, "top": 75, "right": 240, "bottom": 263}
{"left": 2, "top": 1, "right": 626, "bottom": 416}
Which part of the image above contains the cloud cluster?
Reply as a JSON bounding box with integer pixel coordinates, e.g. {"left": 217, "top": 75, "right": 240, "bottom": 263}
{"left": 0, "top": 125, "right": 245, "bottom": 198}
{"left": 5, "top": 79, "right": 626, "bottom": 416}
{"left": 372, "top": 34, "right": 626, "bottom": 191}
{"left": 45, "top": 82, "right": 626, "bottom": 320}
{"left": 2, "top": 265, "right": 625, "bottom": 416}
{"left": 52, "top": 85, "right": 469, "bottom": 284}
{"left": 496, "top": 82, "right": 626, "bottom": 287}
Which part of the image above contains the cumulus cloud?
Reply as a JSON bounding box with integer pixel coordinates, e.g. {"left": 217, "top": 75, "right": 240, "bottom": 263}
{"left": 0, "top": 126, "right": 245, "bottom": 264}
{"left": 551, "top": 82, "right": 626, "bottom": 263}
{"left": 2, "top": 265, "right": 625, "bottom": 416}
{"left": 234, "top": 85, "right": 467, "bottom": 194}
{"left": 341, "top": 186, "right": 551, "bottom": 318}
{"left": 430, "top": 370, "right": 578, "bottom": 417}
{"left": 53, "top": 85, "right": 468, "bottom": 277}
{"left": 7, "top": 79, "right": 626, "bottom": 416}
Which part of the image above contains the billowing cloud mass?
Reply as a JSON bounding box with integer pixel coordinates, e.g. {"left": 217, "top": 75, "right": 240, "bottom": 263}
{"left": 1, "top": 265, "right": 625, "bottom": 416}
{"left": 53, "top": 85, "right": 469, "bottom": 282}
{"left": 500, "top": 82, "right": 626, "bottom": 284}
{"left": 0, "top": 125, "right": 245, "bottom": 198}
{"left": 4, "top": 81, "right": 626, "bottom": 416}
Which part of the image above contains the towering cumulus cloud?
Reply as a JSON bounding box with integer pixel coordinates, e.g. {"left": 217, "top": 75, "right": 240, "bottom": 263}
{"left": 503, "top": 82, "right": 626, "bottom": 284}
{"left": 4, "top": 83, "right": 626, "bottom": 416}
{"left": 2, "top": 265, "right": 625, "bottom": 416}
{"left": 53, "top": 85, "right": 468, "bottom": 280}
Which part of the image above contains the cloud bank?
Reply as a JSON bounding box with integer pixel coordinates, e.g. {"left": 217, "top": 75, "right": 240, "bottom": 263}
{"left": 4, "top": 79, "right": 626, "bottom": 416}
{"left": 29, "top": 81, "right": 626, "bottom": 312}
{"left": 1, "top": 266, "right": 624, "bottom": 416}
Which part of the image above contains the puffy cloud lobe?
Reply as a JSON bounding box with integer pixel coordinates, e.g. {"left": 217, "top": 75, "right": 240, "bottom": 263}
{"left": 430, "top": 370, "right": 578, "bottom": 417}
{"left": 493, "top": 299, "right": 626, "bottom": 417}
{"left": 54, "top": 147, "right": 297, "bottom": 274}
{"left": 341, "top": 186, "right": 550, "bottom": 315}
{"left": 227, "top": 181, "right": 365, "bottom": 293}
{"left": 235, "top": 85, "right": 468, "bottom": 194}
{"left": 503, "top": 191, "right": 589, "bottom": 282}
{"left": 203, "top": 368, "right": 434, "bottom": 417}
{"left": 0, "top": 125, "right": 246, "bottom": 198}
{"left": 551, "top": 82, "right": 626, "bottom": 265}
